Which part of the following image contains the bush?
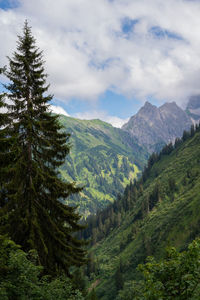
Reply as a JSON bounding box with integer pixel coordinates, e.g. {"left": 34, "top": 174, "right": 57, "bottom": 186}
{"left": 117, "top": 238, "right": 200, "bottom": 299}
{"left": 0, "top": 235, "right": 84, "bottom": 300}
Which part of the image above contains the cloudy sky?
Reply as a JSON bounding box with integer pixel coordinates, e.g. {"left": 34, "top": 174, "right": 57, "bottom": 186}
{"left": 1, "top": 0, "right": 200, "bottom": 127}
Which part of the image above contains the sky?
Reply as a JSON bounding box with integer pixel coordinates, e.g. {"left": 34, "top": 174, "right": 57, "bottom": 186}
{"left": 1, "top": 0, "right": 200, "bottom": 127}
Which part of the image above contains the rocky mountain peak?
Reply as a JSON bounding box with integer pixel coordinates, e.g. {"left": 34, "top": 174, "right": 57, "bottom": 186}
{"left": 186, "top": 95, "right": 200, "bottom": 121}
{"left": 187, "top": 95, "right": 200, "bottom": 110}
{"left": 143, "top": 101, "right": 155, "bottom": 109}
{"left": 160, "top": 101, "right": 178, "bottom": 110}
{"left": 141, "top": 100, "right": 155, "bottom": 110}
{"left": 122, "top": 101, "right": 192, "bottom": 153}
{"left": 138, "top": 101, "right": 157, "bottom": 116}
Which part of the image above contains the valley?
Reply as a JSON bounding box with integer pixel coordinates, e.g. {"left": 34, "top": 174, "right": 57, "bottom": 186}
{"left": 87, "top": 124, "right": 200, "bottom": 299}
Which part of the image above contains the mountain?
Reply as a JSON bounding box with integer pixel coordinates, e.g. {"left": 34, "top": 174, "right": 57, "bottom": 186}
{"left": 122, "top": 101, "right": 192, "bottom": 152}
{"left": 59, "top": 115, "right": 148, "bottom": 216}
{"left": 186, "top": 95, "right": 200, "bottom": 121}
{"left": 87, "top": 125, "right": 200, "bottom": 299}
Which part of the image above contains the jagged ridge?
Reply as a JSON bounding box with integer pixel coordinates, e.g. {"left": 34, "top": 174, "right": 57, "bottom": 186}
{"left": 122, "top": 101, "right": 192, "bottom": 152}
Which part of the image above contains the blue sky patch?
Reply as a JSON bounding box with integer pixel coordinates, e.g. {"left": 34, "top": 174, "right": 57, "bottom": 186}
{"left": 51, "top": 90, "right": 143, "bottom": 119}
{"left": 98, "top": 90, "right": 141, "bottom": 118}
{"left": 122, "top": 18, "right": 139, "bottom": 34}
{"left": 150, "top": 26, "right": 183, "bottom": 40}
{"left": 0, "top": 0, "right": 19, "bottom": 10}
{"left": 51, "top": 97, "right": 94, "bottom": 116}
{"left": 0, "top": 81, "right": 6, "bottom": 93}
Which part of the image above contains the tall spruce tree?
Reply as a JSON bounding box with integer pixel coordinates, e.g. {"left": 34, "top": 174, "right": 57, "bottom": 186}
{"left": 0, "top": 92, "right": 6, "bottom": 207}
{"left": 0, "top": 93, "right": 6, "bottom": 207}
{"left": 0, "top": 21, "right": 86, "bottom": 275}
{"left": 0, "top": 90, "right": 14, "bottom": 207}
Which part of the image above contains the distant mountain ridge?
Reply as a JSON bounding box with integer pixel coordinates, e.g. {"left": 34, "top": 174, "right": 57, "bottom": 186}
{"left": 59, "top": 116, "right": 148, "bottom": 216}
{"left": 186, "top": 95, "right": 200, "bottom": 121}
{"left": 122, "top": 101, "right": 193, "bottom": 152}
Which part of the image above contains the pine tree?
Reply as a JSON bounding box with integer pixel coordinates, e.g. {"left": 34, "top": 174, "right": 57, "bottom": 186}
{"left": 190, "top": 124, "right": 195, "bottom": 137}
{"left": 115, "top": 265, "right": 124, "bottom": 291}
{"left": 0, "top": 67, "right": 8, "bottom": 194}
{"left": 0, "top": 93, "right": 7, "bottom": 206}
{"left": 0, "top": 21, "right": 86, "bottom": 275}
{"left": 0, "top": 92, "right": 14, "bottom": 207}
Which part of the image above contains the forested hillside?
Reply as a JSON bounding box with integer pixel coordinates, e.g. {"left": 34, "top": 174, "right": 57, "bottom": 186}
{"left": 59, "top": 115, "right": 148, "bottom": 216}
{"left": 86, "top": 124, "right": 200, "bottom": 299}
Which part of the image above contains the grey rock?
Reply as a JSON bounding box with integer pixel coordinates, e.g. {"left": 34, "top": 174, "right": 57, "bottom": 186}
{"left": 122, "top": 101, "right": 192, "bottom": 152}
{"left": 186, "top": 95, "right": 200, "bottom": 120}
{"left": 187, "top": 95, "right": 200, "bottom": 109}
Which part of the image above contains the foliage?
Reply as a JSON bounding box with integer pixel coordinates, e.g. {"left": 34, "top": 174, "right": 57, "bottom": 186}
{"left": 118, "top": 239, "right": 200, "bottom": 299}
{"left": 87, "top": 289, "right": 98, "bottom": 300}
{"left": 0, "top": 235, "right": 84, "bottom": 300}
{"left": 114, "top": 266, "right": 124, "bottom": 291}
{"left": 116, "top": 280, "right": 143, "bottom": 300}
{"left": 138, "top": 238, "right": 200, "bottom": 299}
{"left": 0, "top": 93, "right": 9, "bottom": 207}
{"left": 82, "top": 181, "right": 139, "bottom": 244}
{"left": 0, "top": 21, "right": 86, "bottom": 275}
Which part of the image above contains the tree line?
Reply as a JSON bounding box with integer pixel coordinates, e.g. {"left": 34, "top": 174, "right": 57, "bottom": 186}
{"left": 142, "top": 123, "right": 200, "bottom": 182}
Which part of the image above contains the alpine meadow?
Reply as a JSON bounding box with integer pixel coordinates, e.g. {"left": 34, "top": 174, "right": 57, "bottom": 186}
{"left": 1, "top": 12, "right": 200, "bottom": 300}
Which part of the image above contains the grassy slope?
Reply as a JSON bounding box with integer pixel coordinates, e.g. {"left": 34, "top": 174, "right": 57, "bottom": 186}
{"left": 59, "top": 115, "right": 148, "bottom": 216}
{"left": 92, "top": 130, "right": 200, "bottom": 299}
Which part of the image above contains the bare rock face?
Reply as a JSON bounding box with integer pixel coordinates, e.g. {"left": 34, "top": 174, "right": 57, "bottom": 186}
{"left": 186, "top": 95, "right": 200, "bottom": 121}
{"left": 122, "top": 101, "right": 192, "bottom": 152}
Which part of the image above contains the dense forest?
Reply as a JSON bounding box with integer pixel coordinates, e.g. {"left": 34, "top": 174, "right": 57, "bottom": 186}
{"left": 82, "top": 123, "right": 200, "bottom": 245}
{"left": 1, "top": 22, "right": 200, "bottom": 300}
{"left": 85, "top": 124, "right": 200, "bottom": 299}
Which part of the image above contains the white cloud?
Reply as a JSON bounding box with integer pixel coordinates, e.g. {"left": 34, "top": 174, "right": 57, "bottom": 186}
{"left": 1, "top": 0, "right": 200, "bottom": 106}
{"left": 105, "top": 115, "right": 129, "bottom": 128}
{"left": 49, "top": 105, "right": 70, "bottom": 117}
{"left": 74, "top": 110, "right": 128, "bottom": 128}
{"left": 50, "top": 105, "right": 128, "bottom": 127}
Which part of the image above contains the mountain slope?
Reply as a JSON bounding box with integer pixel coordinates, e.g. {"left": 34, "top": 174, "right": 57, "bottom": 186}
{"left": 59, "top": 115, "right": 148, "bottom": 216}
{"left": 122, "top": 101, "right": 192, "bottom": 152}
{"left": 89, "top": 126, "right": 200, "bottom": 299}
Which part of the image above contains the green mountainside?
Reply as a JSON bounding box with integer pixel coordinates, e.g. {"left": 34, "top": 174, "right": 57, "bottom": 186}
{"left": 87, "top": 126, "right": 200, "bottom": 299}
{"left": 58, "top": 115, "right": 148, "bottom": 216}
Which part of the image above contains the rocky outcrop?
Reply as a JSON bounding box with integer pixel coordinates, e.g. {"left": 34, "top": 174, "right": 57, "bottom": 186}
{"left": 186, "top": 95, "right": 200, "bottom": 121}
{"left": 122, "top": 101, "right": 192, "bottom": 152}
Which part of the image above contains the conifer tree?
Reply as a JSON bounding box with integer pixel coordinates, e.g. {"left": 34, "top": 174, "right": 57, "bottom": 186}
{"left": 0, "top": 21, "right": 86, "bottom": 275}
{"left": 0, "top": 92, "right": 6, "bottom": 206}
{"left": 0, "top": 91, "right": 14, "bottom": 207}
{"left": 115, "top": 265, "right": 124, "bottom": 291}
